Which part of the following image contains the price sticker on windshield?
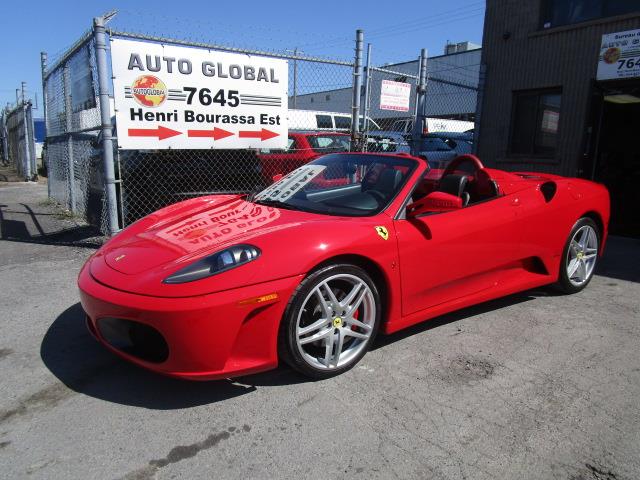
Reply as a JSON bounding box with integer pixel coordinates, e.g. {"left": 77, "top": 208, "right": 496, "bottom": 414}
{"left": 255, "top": 165, "right": 327, "bottom": 202}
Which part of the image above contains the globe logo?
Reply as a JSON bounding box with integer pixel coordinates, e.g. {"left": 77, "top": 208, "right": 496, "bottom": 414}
{"left": 131, "top": 75, "right": 167, "bottom": 107}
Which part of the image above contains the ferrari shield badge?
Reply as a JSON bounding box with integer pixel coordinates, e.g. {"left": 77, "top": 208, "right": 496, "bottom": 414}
{"left": 375, "top": 226, "right": 389, "bottom": 240}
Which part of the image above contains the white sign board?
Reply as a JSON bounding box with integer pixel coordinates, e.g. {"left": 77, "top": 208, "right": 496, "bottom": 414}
{"left": 111, "top": 38, "right": 288, "bottom": 150}
{"left": 379, "top": 80, "right": 411, "bottom": 112}
{"left": 597, "top": 29, "right": 640, "bottom": 81}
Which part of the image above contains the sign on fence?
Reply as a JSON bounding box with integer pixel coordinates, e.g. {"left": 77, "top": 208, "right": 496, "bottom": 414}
{"left": 597, "top": 29, "right": 640, "bottom": 81}
{"left": 379, "top": 80, "right": 411, "bottom": 112}
{"left": 111, "top": 38, "right": 288, "bottom": 150}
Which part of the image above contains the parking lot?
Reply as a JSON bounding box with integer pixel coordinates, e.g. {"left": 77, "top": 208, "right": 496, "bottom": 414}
{"left": 1, "top": 180, "right": 639, "bottom": 480}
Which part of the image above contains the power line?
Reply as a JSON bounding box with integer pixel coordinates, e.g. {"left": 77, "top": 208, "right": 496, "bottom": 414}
{"left": 299, "top": 1, "right": 485, "bottom": 50}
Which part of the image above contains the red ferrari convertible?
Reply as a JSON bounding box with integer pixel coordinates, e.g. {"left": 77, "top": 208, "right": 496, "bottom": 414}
{"left": 79, "top": 153, "right": 610, "bottom": 380}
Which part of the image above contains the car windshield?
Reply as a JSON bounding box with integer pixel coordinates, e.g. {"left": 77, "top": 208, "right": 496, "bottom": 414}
{"left": 307, "top": 135, "right": 351, "bottom": 153}
{"left": 254, "top": 153, "right": 418, "bottom": 216}
{"left": 419, "top": 137, "right": 453, "bottom": 152}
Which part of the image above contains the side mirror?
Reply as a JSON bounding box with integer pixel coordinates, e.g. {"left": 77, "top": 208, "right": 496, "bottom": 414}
{"left": 407, "top": 191, "right": 462, "bottom": 218}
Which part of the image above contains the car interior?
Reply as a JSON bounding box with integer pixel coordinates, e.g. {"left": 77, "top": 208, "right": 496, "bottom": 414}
{"left": 410, "top": 154, "right": 501, "bottom": 212}
{"left": 276, "top": 155, "right": 415, "bottom": 215}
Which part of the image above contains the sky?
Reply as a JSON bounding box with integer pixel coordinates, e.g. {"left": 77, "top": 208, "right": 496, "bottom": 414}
{"left": 0, "top": 0, "right": 485, "bottom": 113}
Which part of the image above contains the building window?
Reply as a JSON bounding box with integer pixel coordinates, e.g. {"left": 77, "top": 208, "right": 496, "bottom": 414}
{"left": 316, "top": 115, "right": 333, "bottom": 129}
{"left": 541, "top": 0, "right": 640, "bottom": 29}
{"left": 509, "top": 89, "right": 562, "bottom": 157}
{"left": 310, "top": 97, "right": 314, "bottom": 103}
{"left": 334, "top": 116, "right": 351, "bottom": 130}
{"left": 325, "top": 94, "right": 331, "bottom": 101}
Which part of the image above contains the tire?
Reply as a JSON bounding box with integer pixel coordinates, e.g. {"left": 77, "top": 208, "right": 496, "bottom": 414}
{"left": 279, "top": 264, "right": 381, "bottom": 379}
{"left": 557, "top": 217, "right": 600, "bottom": 294}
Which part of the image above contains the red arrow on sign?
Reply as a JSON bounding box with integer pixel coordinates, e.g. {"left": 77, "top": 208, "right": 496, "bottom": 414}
{"left": 238, "top": 128, "right": 279, "bottom": 141}
{"left": 187, "top": 127, "right": 234, "bottom": 140}
{"left": 128, "top": 126, "right": 182, "bottom": 140}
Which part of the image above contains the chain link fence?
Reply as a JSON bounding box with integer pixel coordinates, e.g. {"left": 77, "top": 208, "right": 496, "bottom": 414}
{"left": 43, "top": 33, "right": 107, "bottom": 228}
{"left": 1, "top": 102, "right": 37, "bottom": 180}
{"left": 42, "top": 13, "right": 481, "bottom": 234}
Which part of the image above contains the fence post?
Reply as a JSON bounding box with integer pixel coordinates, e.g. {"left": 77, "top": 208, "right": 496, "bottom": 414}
{"left": 22, "top": 103, "right": 32, "bottom": 181}
{"left": 0, "top": 113, "right": 7, "bottom": 166}
{"left": 94, "top": 15, "right": 120, "bottom": 235}
{"left": 411, "top": 48, "right": 428, "bottom": 157}
{"left": 350, "top": 29, "right": 364, "bottom": 150}
{"left": 25, "top": 102, "right": 37, "bottom": 181}
{"left": 473, "top": 63, "right": 486, "bottom": 155}
{"left": 41, "top": 52, "right": 51, "bottom": 196}
{"left": 362, "top": 43, "right": 372, "bottom": 145}
{"left": 292, "top": 47, "right": 298, "bottom": 109}
{"left": 62, "top": 63, "right": 77, "bottom": 211}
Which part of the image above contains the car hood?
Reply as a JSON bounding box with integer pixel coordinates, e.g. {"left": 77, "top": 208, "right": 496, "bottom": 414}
{"left": 87, "top": 194, "right": 389, "bottom": 297}
{"left": 103, "top": 196, "right": 297, "bottom": 274}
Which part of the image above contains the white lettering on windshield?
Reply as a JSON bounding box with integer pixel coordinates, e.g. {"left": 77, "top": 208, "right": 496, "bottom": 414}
{"left": 255, "top": 165, "right": 327, "bottom": 203}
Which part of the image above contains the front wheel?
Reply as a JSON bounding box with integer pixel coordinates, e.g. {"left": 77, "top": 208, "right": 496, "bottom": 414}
{"left": 557, "top": 217, "right": 600, "bottom": 294}
{"left": 279, "top": 264, "right": 381, "bottom": 379}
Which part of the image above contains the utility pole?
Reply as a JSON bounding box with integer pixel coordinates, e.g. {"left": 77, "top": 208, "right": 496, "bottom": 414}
{"left": 21, "top": 82, "right": 27, "bottom": 104}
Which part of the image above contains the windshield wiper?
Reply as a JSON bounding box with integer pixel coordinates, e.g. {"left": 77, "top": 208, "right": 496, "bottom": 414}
{"left": 245, "top": 184, "right": 266, "bottom": 203}
{"left": 253, "top": 199, "right": 297, "bottom": 210}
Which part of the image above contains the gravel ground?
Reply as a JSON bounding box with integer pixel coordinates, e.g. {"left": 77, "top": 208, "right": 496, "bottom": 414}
{"left": 1, "top": 180, "right": 639, "bottom": 480}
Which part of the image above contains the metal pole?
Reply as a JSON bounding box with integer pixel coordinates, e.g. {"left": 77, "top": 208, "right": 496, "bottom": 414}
{"left": 28, "top": 103, "right": 37, "bottom": 180}
{"left": 293, "top": 47, "right": 298, "bottom": 109}
{"left": 362, "top": 43, "right": 372, "bottom": 144}
{"left": 0, "top": 114, "right": 8, "bottom": 165}
{"left": 472, "top": 63, "right": 486, "bottom": 156}
{"left": 23, "top": 102, "right": 33, "bottom": 181}
{"left": 21, "top": 82, "right": 26, "bottom": 104}
{"left": 41, "top": 52, "right": 51, "bottom": 198}
{"left": 350, "top": 29, "right": 364, "bottom": 150}
{"left": 63, "top": 63, "right": 77, "bottom": 212}
{"left": 16, "top": 89, "right": 20, "bottom": 107}
{"left": 411, "top": 48, "right": 428, "bottom": 157}
{"left": 94, "top": 15, "right": 120, "bottom": 234}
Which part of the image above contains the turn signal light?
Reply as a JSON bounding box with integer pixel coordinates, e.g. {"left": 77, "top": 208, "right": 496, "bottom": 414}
{"left": 237, "top": 293, "right": 279, "bottom": 306}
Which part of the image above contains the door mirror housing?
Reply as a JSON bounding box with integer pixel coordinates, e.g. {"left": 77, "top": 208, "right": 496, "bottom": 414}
{"left": 407, "top": 191, "right": 462, "bottom": 218}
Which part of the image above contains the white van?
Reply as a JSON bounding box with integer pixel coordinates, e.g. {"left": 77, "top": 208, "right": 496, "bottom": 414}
{"left": 391, "top": 117, "right": 474, "bottom": 135}
{"left": 288, "top": 109, "right": 381, "bottom": 132}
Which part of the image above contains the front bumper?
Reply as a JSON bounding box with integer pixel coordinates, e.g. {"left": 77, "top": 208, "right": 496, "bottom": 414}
{"left": 78, "top": 261, "right": 302, "bottom": 380}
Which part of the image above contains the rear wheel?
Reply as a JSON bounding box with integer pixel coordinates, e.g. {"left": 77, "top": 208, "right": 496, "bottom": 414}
{"left": 279, "top": 264, "right": 381, "bottom": 379}
{"left": 557, "top": 217, "right": 600, "bottom": 294}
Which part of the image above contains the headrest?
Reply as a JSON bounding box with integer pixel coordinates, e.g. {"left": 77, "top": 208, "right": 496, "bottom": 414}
{"left": 475, "top": 168, "right": 501, "bottom": 196}
{"left": 437, "top": 174, "right": 468, "bottom": 198}
{"left": 375, "top": 169, "right": 403, "bottom": 193}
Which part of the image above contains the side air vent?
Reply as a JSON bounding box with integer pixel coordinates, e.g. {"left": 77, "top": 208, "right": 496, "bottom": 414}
{"left": 540, "top": 181, "right": 557, "bottom": 203}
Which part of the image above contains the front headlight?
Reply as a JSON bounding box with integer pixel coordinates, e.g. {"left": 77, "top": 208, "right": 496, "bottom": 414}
{"left": 163, "top": 244, "right": 261, "bottom": 284}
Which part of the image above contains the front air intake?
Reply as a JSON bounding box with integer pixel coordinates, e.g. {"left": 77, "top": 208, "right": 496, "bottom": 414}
{"left": 97, "top": 318, "right": 169, "bottom": 363}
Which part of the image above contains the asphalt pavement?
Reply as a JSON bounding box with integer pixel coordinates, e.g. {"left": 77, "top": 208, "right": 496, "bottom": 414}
{"left": 1, "top": 180, "right": 639, "bottom": 480}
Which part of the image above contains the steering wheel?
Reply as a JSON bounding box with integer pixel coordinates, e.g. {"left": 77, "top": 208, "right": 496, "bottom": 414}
{"left": 441, "top": 154, "right": 484, "bottom": 178}
{"left": 366, "top": 189, "right": 387, "bottom": 204}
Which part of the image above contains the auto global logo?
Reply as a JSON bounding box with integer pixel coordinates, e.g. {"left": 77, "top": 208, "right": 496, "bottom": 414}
{"left": 130, "top": 75, "right": 167, "bottom": 107}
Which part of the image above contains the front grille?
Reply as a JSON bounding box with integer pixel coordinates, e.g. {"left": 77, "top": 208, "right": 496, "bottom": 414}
{"left": 97, "top": 317, "right": 169, "bottom": 363}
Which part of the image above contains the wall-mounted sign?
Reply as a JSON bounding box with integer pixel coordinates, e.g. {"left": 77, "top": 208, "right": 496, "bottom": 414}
{"left": 111, "top": 37, "right": 288, "bottom": 150}
{"left": 379, "top": 80, "right": 411, "bottom": 112}
{"left": 597, "top": 29, "right": 640, "bottom": 81}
